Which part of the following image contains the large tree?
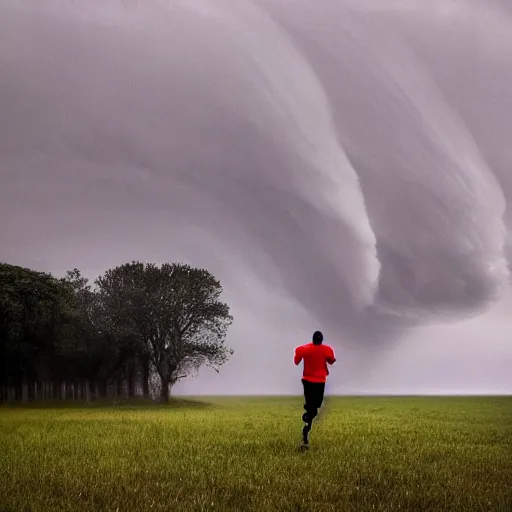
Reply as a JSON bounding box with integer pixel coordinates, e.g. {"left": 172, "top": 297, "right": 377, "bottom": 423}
{"left": 95, "top": 262, "right": 233, "bottom": 402}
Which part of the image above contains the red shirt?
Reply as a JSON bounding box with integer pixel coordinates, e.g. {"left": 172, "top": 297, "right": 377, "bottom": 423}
{"left": 294, "top": 343, "right": 336, "bottom": 383}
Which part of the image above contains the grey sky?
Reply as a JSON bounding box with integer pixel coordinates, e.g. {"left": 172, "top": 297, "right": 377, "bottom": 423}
{"left": 1, "top": 0, "right": 511, "bottom": 394}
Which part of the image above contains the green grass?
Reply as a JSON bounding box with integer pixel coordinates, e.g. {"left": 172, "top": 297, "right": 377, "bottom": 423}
{"left": 1, "top": 396, "right": 511, "bottom": 511}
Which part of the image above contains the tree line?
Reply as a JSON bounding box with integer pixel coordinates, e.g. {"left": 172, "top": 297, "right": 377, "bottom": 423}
{"left": 0, "top": 261, "right": 233, "bottom": 403}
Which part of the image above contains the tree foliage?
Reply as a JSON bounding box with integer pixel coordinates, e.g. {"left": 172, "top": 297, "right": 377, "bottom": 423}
{"left": 0, "top": 263, "right": 75, "bottom": 386}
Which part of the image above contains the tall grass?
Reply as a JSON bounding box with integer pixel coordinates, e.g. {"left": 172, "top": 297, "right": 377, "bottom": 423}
{"left": 1, "top": 396, "right": 511, "bottom": 511}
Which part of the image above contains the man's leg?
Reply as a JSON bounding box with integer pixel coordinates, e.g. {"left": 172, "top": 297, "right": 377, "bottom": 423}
{"left": 301, "top": 379, "right": 314, "bottom": 445}
{"left": 314, "top": 382, "right": 326, "bottom": 420}
{"left": 315, "top": 382, "right": 325, "bottom": 410}
{"left": 302, "top": 379, "right": 317, "bottom": 424}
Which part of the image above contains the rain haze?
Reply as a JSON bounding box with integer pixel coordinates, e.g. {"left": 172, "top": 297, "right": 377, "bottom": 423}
{"left": 1, "top": 0, "right": 511, "bottom": 395}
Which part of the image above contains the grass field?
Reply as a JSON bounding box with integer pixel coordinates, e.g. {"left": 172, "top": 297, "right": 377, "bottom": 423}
{"left": 1, "top": 396, "right": 511, "bottom": 512}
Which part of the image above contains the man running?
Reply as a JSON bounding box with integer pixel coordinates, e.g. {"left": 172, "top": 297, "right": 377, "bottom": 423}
{"left": 294, "top": 331, "right": 336, "bottom": 446}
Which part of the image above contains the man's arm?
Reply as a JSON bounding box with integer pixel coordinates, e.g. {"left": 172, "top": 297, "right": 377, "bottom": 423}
{"left": 294, "top": 347, "right": 303, "bottom": 365}
{"left": 326, "top": 347, "right": 336, "bottom": 365}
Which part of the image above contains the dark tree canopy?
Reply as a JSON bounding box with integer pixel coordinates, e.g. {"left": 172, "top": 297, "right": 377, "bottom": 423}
{"left": 0, "top": 263, "right": 75, "bottom": 387}
{"left": 0, "top": 261, "right": 233, "bottom": 404}
{"left": 95, "top": 262, "right": 233, "bottom": 402}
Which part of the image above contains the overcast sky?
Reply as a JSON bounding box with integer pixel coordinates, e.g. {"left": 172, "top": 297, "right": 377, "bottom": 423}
{"left": 1, "top": 0, "right": 511, "bottom": 395}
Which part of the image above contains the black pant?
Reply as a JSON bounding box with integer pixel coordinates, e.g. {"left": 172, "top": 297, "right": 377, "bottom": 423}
{"left": 302, "top": 379, "right": 325, "bottom": 424}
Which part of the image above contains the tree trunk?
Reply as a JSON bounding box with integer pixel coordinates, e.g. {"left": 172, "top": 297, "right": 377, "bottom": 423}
{"left": 85, "top": 380, "right": 91, "bottom": 403}
{"left": 160, "top": 376, "right": 170, "bottom": 403}
{"left": 142, "top": 356, "right": 150, "bottom": 399}
{"left": 158, "top": 364, "right": 171, "bottom": 403}
{"left": 128, "top": 366, "right": 135, "bottom": 398}
{"left": 129, "top": 375, "right": 135, "bottom": 398}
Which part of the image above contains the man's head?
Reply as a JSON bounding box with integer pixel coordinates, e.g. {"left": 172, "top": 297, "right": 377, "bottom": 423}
{"left": 312, "top": 331, "right": 323, "bottom": 345}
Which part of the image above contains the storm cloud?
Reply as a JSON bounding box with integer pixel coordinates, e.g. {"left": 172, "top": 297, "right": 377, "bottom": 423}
{"left": 1, "top": 0, "right": 511, "bottom": 357}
